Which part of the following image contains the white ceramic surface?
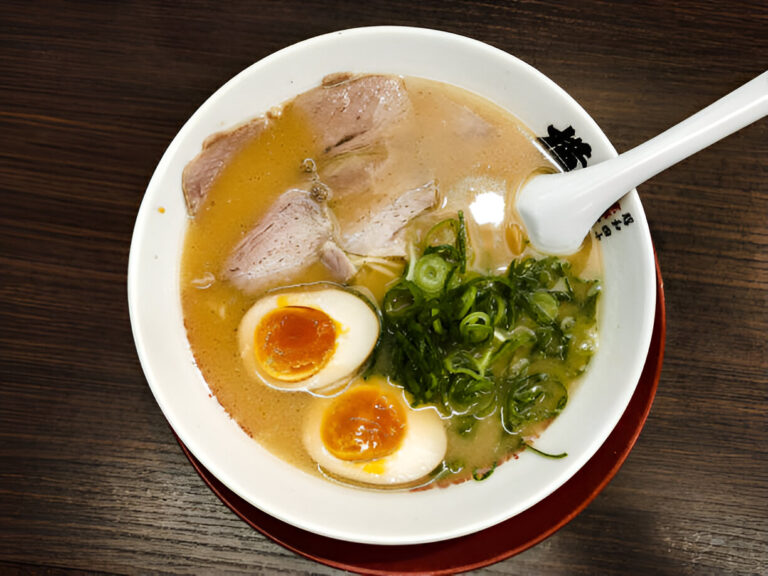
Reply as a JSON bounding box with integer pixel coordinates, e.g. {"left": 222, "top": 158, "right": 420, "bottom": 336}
{"left": 127, "top": 26, "right": 657, "bottom": 545}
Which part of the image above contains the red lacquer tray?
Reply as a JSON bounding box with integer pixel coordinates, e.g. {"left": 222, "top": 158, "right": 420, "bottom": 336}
{"left": 177, "top": 262, "right": 665, "bottom": 575}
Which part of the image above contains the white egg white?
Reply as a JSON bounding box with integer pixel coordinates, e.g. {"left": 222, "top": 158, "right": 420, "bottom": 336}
{"left": 302, "top": 377, "right": 447, "bottom": 486}
{"left": 238, "top": 284, "right": 380, "bottom": 393}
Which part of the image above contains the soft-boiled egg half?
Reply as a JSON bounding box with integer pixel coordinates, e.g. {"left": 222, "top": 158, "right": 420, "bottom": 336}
{"left": 303, "top": 375, "right": 447, "bottom": 486}
{"left": 238, "top": 284, "right": 380, "bottom": 393}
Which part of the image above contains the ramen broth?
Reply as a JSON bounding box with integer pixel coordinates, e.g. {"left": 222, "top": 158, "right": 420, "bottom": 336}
{"left": 181, "top": 75, "right": 600, "bottom": 486}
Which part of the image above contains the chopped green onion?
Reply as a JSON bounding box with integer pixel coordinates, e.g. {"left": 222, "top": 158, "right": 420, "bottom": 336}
{"left": 421, "top": 211, "right": 467, "bottom": 273}
{"left": 413, "top": 254, "right": 451, "bottom": 295}
{"left": 424, "top": 217, "right": 458, "bottom": 248}
{"left": 523, "top": 443, "right": 568, "bottom": 459}
{"left": 444, "top": 350, "right": 484, "bottom": 380}
{"left": 457, "top": 284, "right": 477, "bottom": 319}
{"left": 382, "top": 281, "right": 422, "bottom": 320}
{"left": 460, "top": 311, "right": 493, "bottom": 343}
{"left": 489, "top": 326, "right": 536, "bottom": 365}
{"left": 374, "top": 211, "right": 600, "bottom": 479}
{"left": 456, "top": 210, "right": 467, "bottom": 273}
{"left": 472, "top": 461, "right": 497, "bottom": 481}
{"left": 529, "top": 291, "right": 559, "bottom": 322}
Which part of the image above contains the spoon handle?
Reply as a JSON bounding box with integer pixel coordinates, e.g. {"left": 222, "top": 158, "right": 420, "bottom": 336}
{"left": 595, "top": 70, "right": 768, "bottom": 199}
{"left": 519, "top": 70, "right": 768, "bottom": 254}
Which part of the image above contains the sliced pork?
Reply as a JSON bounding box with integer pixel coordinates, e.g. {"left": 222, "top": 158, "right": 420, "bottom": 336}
{"left": 182, "top": 118, "right": 266, "bottom": 216}
{"left": 295, "top": 73, "right": 437, "bottom": 253}
{"left": 319, "top": 240, "right": 358, "bottom": 280}
{"left": 292, "top": 73, "right": 411, "bottom": 156}
{"left": 338, "top": 181, "right": 439, "bottom": 257}
{"left": 224, "top": 189, "right": 355, "bottom": 295}
{"left": 185, "top": 74, "right": 448, "bottom": 296}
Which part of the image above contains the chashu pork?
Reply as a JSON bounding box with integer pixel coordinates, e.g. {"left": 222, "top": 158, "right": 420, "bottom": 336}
{"left": 182, "top": 118, "right": 266, "bottom": 216}
{"left": 293, "top": 73, "right": 438, "bottom": 256}
{"left": 224, "top": 189, "right": 355, "bottom": 295}
{"left": 339, "top": 181, "right": 439, "bottom": 257}
{"left": 292, "top": 72, "right": 411, "bottom": 157}
{"left": 183, "top": 74, "right": 456, "bottom": 295}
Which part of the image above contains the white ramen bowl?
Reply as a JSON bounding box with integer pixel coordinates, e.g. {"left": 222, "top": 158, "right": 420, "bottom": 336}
{"left": 128, "top": 26, "right": 656, "bottom": 545}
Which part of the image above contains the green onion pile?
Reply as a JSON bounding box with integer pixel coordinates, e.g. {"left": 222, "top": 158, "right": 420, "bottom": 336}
{"left": 374, "top": 212, "right": 601, "bottom": 438}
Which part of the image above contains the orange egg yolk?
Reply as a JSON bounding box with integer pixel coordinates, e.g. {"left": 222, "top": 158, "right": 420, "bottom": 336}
{"left": 254, "top": 306, "right": 337, "bottom": 382}
{"left": 321, "top": 385, "right": 406, "bottom": 461}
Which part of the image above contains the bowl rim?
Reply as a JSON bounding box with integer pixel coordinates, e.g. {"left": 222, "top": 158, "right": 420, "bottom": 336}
{"left": 127, "top": 25, "right": 657, "bottom": 545}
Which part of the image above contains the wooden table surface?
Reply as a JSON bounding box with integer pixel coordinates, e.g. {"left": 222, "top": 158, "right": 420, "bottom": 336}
{"left": 2, "top": 1, "right": 766, "bottom": 574}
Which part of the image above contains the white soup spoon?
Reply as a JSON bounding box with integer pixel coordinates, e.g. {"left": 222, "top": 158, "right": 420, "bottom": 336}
{"left": 517, "top": 70, "right": 768, "bottom": 255}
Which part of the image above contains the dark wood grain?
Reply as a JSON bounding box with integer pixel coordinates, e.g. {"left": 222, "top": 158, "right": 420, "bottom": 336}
{"left": 1, "top": 1, "right": 766, "bottom": 574}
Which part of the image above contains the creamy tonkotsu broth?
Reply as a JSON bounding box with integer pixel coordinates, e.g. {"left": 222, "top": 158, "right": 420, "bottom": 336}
{"left": 181, "top": 74, "right": 601, "bottom": 488}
